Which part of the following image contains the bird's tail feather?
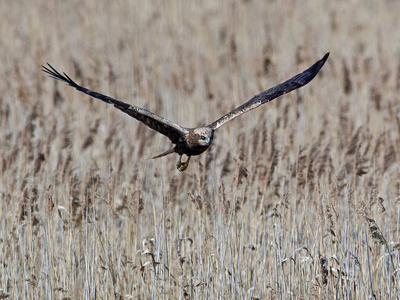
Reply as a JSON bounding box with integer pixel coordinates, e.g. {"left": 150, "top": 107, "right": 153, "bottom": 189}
{"left": 152, "top": 146, "right": 176, "bottom": 159}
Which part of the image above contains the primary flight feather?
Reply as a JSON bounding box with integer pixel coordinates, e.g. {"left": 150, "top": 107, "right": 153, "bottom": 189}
{"left": 42, "top": 52, "right": 329, "bottom": 171}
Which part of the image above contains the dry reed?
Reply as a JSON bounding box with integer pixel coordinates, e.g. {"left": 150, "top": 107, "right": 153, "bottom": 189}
{"left": 0, "top": 0, "right": 400, "bottom": 298}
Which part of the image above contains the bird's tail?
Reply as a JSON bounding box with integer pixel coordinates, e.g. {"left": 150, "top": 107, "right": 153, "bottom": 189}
{"left": 152, "top": 146, "right": 176, "bottom": 159}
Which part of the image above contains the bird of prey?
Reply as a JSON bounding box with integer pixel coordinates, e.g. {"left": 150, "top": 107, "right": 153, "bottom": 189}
{"left": 42, "top": 52, "right": 329, "bottom": 171}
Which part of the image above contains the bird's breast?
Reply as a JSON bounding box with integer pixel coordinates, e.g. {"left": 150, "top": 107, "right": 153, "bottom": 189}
{"left": 175, "top": 141, "right": 210, "bottom": 156}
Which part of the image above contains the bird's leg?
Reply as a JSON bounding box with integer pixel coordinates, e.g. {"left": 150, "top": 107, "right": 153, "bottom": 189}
{"left": 178, "top": 156, "right": 191, "bottom": 172}
{"left": 176, "top": 155, "right": 183, "bottom": 169}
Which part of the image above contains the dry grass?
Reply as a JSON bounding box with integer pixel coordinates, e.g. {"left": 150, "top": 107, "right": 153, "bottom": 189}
{"left": 1, "top": 0, "right": 400, "bottom": 299}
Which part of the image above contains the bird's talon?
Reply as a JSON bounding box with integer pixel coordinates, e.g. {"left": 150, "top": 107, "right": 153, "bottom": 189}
{"left": 178, "top": 162, "right": 189, "bottom": 172}
{"left": 176, "top": 156, "right": 190, "bottom": 171}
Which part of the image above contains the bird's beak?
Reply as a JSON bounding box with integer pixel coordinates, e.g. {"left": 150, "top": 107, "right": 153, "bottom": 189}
{"left": 199, "top": 138, "right": 211, "bottom": 146}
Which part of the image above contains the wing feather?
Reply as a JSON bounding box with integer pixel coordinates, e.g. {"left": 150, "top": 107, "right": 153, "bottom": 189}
{"left": 42, "top": 64, "right": 188, "bottom": 143}
{"left": 209, "top": 53, "right": 329, "bottom": 130}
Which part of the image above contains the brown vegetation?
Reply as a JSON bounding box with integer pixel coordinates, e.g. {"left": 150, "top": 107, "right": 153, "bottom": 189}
{"left": 1, "top": 0, "right": 400, "bottom": 298}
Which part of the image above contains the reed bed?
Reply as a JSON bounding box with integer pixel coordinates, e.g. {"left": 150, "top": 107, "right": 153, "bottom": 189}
{"left": 0, "top": 0, "right": 400, "bottom": 298}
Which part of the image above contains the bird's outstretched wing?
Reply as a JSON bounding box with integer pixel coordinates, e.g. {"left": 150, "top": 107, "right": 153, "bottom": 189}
{"left": 208, "top": 52, "right": 329, "bottom": 130}
{"left": 42, "top": 64, "right": 188, "bottom": 143}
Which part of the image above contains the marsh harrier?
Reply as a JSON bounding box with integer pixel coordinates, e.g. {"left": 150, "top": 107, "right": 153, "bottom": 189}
{"left": 42, "top": 52, "right": 329, "bottom": 171}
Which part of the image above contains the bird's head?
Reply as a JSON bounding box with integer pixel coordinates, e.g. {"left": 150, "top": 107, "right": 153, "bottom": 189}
{"left": 193, "top": 127, "right": 214, "bottom": 147}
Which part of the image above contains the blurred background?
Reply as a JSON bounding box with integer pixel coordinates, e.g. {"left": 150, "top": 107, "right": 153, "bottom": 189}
{"left": 1, "top": 0, "right": 399, "bottom": 299}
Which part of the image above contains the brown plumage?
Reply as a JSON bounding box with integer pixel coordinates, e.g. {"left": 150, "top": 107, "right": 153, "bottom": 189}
{"left": 42, "top": 52, "right": 329, "bottom": 171}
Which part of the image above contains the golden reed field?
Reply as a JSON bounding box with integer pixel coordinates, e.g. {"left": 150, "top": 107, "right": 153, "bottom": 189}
{"left": 1, "top": 0, "right": 400, "bottom": 299}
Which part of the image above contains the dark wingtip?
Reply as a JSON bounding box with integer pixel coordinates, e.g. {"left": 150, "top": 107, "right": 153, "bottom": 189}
{"left": 321, "top": 52, "right": 330, "bottom": 63}
{"left": 41, "top": 63, "right": 50, "bottom": 73}
{"left": 41, "top": 63, "right": 79, "bottom": 87}
{"left": 308, "top": 52, "right": 329, "bottom": 77}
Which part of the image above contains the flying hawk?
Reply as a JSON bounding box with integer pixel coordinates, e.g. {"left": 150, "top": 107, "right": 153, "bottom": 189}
{"left": 42, "top": 52, "right": 329, "bottom": 171}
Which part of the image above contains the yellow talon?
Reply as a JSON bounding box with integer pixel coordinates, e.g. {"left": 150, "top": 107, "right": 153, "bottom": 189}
{"left": 177, "top": 156, "right": 191, "bottom": 172}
